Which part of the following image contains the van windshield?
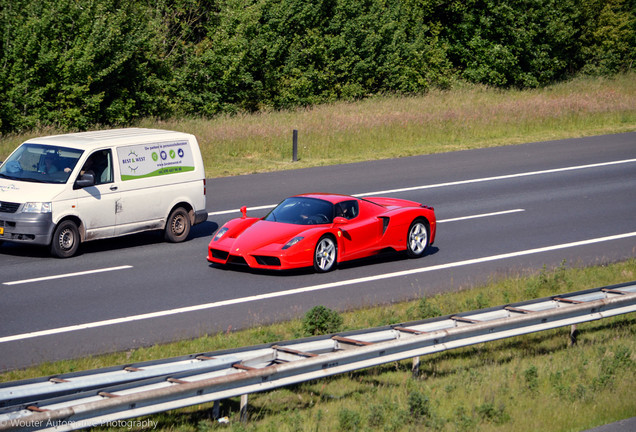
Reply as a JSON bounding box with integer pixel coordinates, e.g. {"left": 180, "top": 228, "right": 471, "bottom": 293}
{"left": 0, "top": 143, "right": 83, "bottom": 184}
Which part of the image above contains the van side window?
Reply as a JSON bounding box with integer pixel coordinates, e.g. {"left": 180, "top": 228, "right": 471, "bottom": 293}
{"left": 81, "top": 150, "right": 113, "bottom": 185}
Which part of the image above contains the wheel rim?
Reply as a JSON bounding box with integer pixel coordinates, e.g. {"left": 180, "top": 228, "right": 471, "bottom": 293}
{"left": 58, "top": 228, "right": 75, "bottom": 251}
{"left": 171, "top": 214, "right": 186, "bottom": 236}
{"left": 408, "top": 222, "right": 428, "bottom": 255}
{"left": 315, "top": 237, "right": 336, "bottom": 271}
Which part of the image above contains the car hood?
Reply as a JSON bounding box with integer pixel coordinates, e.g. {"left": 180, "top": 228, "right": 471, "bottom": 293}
{"left": 230, "top": 220, "right": 310, "bottom": 252}
{"left": 0, "top": 178, "right": 65, "bottom": 203}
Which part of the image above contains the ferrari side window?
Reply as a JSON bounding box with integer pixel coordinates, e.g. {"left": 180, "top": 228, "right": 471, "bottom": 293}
{"left": 336, "top": 200, "right": 358, "bottom": 219}
{"left": 265, "top": 197, "right": 335, "bottom": 225}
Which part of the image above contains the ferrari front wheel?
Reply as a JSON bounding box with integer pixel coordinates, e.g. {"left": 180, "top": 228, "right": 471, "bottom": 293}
{"left": 406, "top": 218, "right": 429, "bottom": 258}
{"left": 314, "top": 235, "right": 337, "bottom": 272}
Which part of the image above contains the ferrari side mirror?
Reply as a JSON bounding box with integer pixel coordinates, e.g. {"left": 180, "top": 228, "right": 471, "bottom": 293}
{"left": 240, "top": 206, "right": 247, "bottom": 218}
{"left": 333, "top": 216, "right": 349, "bottom": 224}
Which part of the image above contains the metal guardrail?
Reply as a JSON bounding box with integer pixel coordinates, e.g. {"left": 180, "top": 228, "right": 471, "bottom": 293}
{"left": 1, "top": 281, "right": 635, "bottom": 431}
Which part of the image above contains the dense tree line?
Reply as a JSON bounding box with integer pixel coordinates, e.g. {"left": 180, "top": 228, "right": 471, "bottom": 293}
{"left": 0, "top": 0, "right": 634, "bottom": 134}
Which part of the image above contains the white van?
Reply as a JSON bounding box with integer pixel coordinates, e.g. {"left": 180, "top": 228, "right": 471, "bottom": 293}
{"left": 0, "top": 128, "right": 208, "bottom": 257}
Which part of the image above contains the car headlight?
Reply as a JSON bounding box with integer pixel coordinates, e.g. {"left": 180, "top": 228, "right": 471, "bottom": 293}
{"left": 213, "top": 227, "right": 229, "bottom": 241}
{"left": 23, "top": 202, "right": 52, "bottom": 213}
{"left": 282, "top": 236, "right": 304, "bottom": 250}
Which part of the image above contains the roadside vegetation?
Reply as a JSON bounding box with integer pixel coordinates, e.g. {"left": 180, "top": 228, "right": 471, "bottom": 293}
{"left": 2, "top": 259, "right": 635, "bottom": 431}
{"left": 2, "top": 0, "right": 634, "bottom": 136}
{"left": 1, "top": 73, "right": 635, "bottom": 177}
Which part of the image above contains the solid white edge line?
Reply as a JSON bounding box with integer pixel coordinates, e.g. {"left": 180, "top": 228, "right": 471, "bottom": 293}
{"left": 2, "top": 266, "right": 133, "bottom": 286}
{"left": 2, "top": 231, "right": 635, "bottom": 344}
{"left": 207, "top": 158, "right": 636, "bottom": 216}
{"left": 438, "top": 209, "right": 525, "bottom": 223}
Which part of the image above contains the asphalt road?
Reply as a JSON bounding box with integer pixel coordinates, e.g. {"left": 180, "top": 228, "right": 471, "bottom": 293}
{"left": 1, "top": 132, "right": 635, "bottom": 371}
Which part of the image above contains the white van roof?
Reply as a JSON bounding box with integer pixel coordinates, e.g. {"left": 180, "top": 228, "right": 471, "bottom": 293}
{"left": 27, "top": 128, "right": 194, "bottom": 151}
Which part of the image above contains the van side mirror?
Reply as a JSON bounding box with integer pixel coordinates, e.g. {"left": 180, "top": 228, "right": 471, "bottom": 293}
{"left": 74, "top": 173, "right": 95, "bottom": 189}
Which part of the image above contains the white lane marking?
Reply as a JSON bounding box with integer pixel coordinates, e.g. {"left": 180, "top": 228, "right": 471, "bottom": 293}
{"left": 2, "top": 266, "right": 133, "bottom": 286}
{"left": 2, "top": 231, "right": 635, "bottom": 344}
{"left": 208, "top": 158, "right": 636, "bottom": 216}
{"left": 211, "top": 204, "right": 275, "bottom": 216}
{"left": 0, "top": 210, "right": 520, "bottom": 287}
{"left": 356, "top": 158, "right": 636, "bottom": 196}
{"left": 438, "top": 209, "right": 525, "bottom": 223}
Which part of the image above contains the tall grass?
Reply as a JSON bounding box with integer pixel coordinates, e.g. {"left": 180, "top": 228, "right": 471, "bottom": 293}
{"left": 1, "top": 73, "right": 635, "bottom": 177}
{"left": 145, "top": 73, "right": 636, "bottom": 177}
{"left": 2, "top": 260, "right": 635, "bottom": 431}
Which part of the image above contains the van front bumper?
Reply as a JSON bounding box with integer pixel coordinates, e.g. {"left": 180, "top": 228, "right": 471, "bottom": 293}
{"left": 0, "top": 212, "right": 55, "bottom": 246}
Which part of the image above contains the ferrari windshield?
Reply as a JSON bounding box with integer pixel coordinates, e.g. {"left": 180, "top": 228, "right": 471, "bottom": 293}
{"left": 264, "top": 197, "right": 335, "bottom": 225}
{"left": 0, "top": 143, "right": 83, "bottom": 184}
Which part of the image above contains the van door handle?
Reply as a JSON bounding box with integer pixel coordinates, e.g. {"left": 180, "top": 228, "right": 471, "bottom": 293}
{"left": 110, "top": 185, "right": 118, "bottom": 191}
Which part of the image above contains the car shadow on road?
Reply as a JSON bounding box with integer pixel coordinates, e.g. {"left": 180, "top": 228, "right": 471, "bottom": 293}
{"left": 337, "top": 246, "right": 440, "bottom": 270}
{"left": 207, "top": 246, "right": 440, "bottom": 277}
{"left": 79, "top": 221, "right": 219, "bottom": 255}
{"left": 0, "top": 221, "right": 219, "bottom": 258}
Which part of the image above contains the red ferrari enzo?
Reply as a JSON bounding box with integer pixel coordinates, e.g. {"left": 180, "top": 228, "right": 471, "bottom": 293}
{"left": 207, "top": 193, "right": 436, "bottom": 272}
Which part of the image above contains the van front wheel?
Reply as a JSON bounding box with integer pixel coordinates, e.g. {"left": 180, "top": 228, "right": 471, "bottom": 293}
{"left": 50, "top": 220, "right": 80, "bottom": 258}
{"left": 165, "top": 207, "right": 191, "bottom": 243}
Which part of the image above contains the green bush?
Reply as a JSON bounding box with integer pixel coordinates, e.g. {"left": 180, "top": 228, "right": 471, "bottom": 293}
{"left": 1, "top": 0, "right": 633, "bottom": 134}
{"left": 417, "top": 297, "right": 443, "bottom": 319}
{"left": 338, "top": 407, "right": 362, "bottom": 431}
{"left": 301, "top": 305, "right": 343, "bottom": 336}
{"left": 524, "top": 365, "right": 539, "bottom": 392}
{"left": 407, "top": 389, "right": 431, "bottom": 421}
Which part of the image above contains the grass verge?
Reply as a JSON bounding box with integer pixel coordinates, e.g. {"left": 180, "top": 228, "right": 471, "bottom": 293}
{"left": 2, "top": 259, "right": 635, "bottom": 431}
{"left": 1, "top": 73, "right": 635, "bottom": 178}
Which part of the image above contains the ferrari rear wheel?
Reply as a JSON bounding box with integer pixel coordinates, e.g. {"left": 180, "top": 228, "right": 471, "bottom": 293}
{"left": 407, "top": 218, "right": 429, "bottom": 258}
{"left": 314, "top": 235, "right": 337, "bottom": 272}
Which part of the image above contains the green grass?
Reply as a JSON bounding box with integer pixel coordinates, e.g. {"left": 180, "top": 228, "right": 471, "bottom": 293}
{"left": 1, "top": 73, "right": 635, "bottom": 178}
{"left": 2, "top": 260, "right": 635, "bottom": 431}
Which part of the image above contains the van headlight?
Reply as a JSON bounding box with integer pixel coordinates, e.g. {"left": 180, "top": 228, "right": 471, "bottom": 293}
{"left": 23, "top": 202, "right": 53, "bottom": 213}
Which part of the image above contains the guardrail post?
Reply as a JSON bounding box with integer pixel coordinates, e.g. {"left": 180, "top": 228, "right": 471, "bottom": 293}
{"left": 569, "top": 324, "right": 578, "bottom": 346}
{"left": 240, "top": 394, "right": 249, "bottom": 423}
{"left": 412, "top": 356, "right": 420, "bottom": 377}
{"left": 213, "top": 400, "right": 220, "bottom": 419}
{"left": 292, "top": 129, "right": 298, "bottom": 162}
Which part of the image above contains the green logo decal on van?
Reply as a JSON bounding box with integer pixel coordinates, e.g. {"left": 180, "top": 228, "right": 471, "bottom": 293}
{"left": 121, "top": 166, "right": 195, "bottom": 181}
{"left": 117, "top": 141, "right": 194, "bottom": 181}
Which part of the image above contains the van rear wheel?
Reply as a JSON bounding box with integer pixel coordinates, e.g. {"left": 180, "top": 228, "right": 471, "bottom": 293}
{"left": 165, "top": 207, "right": 191, "bottom": 243}
{"left": 50, "top": 220, "right": 80, "bottom": 258}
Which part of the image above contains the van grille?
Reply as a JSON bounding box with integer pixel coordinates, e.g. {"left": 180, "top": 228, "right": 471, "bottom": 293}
{"left": 0, "top": 201, "right": 20, "bottom": 213}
